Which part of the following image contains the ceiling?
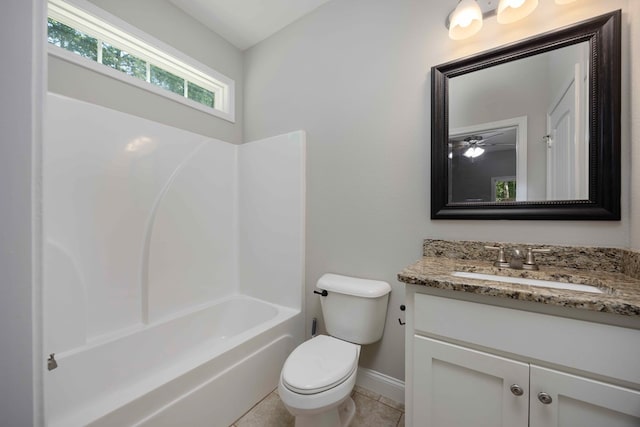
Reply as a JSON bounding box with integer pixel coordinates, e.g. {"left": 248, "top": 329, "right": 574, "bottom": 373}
{"left": 169, "top": 0, "right": 333, "bottom": 51}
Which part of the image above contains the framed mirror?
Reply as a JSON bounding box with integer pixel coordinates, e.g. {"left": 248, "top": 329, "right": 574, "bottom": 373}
{"left": 431, "top": 11, "right": 620, "bottom": 220}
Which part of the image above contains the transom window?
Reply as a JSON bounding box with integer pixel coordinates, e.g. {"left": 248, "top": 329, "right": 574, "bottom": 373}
{"left": 47, "top": 0, "right": 234, "bottom": 122}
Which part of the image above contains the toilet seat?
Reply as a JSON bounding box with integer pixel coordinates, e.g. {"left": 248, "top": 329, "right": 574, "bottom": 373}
{"left": 282, "top": 335, "right": 359, "bottom": 395}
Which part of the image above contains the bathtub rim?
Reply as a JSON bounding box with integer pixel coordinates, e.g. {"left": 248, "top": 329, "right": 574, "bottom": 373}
{"left": 53, "top": 293, "right": 296, "bottom": 359}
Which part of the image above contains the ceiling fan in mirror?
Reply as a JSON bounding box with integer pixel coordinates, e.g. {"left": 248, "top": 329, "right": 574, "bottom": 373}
{"left": 448, "top": 132, "right": 511, "bottom": 158}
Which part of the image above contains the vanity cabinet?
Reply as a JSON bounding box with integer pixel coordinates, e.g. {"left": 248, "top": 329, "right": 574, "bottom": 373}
{"left": 406, "top": 290, "right": 640, "bottom": 427}
{"left": 413, "top": 336, "right": 529, "bottom": 427}
{"left": 529, "top": 364, "right": 640, "bottom": 427}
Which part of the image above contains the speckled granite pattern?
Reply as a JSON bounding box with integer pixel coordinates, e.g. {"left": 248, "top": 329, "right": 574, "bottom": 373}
{"left": 623, "top": 249, "right": 640, "bottom": 280}
{"left": 422, "top": 239, "right": 625, "bottom": 273}
{"left": 400, "top": 240, "right": 640, "bottom": 316}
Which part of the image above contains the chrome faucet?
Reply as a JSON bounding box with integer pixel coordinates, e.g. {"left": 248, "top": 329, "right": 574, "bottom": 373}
{"left": 485, "top": 245, "right": 551, "bottom": 270}
{"left": 509, "top": 247, "right": 524, "bottom": 269}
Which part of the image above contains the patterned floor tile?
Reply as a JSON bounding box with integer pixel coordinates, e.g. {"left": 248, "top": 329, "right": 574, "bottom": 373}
{"left": 350, "top": 392, "right": 403, "bottom": 427}
{"left": 231, "top": 386, "right": 404, "bottom": 427}
{"left": 234, "top": 391, "right": 294, "bottom": 427}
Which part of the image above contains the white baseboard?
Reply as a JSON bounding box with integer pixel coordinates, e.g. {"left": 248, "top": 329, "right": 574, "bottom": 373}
{"left": 356, "top": 367, "right": 405, "bottom": 404}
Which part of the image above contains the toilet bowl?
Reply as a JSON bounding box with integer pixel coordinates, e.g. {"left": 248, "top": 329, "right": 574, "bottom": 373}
{"left": 278, "top": 335, "right": 360, "bottom": 427}
{"left": 279, "top": 274, "right": 391, "bottom": 427}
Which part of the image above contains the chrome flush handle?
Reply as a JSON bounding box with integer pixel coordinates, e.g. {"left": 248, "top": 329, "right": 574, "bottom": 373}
{"left": 47, "top": 353, "right": 58, "bottom": 371}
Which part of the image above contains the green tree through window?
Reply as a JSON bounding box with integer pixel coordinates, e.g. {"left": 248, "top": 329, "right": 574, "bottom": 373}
{"left": 101, "top": 43, "right": 147, "bottom": 80}
{"left": 188, "top": 82, "right": 215, "bottom": 108}
{"left": 47, "top": 13, "right": 225, "bottom": 113}
{"left": 47, "top": 18, "right": 97, "bottom": 60}
{"left": 495, "top": 180, "right": 516, "bottom": 202}
{"left": 150, "top": 65, "right": 185, "bottom": 96}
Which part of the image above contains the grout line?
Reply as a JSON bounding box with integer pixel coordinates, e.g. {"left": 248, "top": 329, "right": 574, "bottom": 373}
{"left": 354, "top": 387, "right": 405, "bottom": 413}
{"left": 230, "top": 395, "right": 266, "bottom": 425}
{"left": 235, "top": 386, "right": 404, "bottom": 427}
{"left": 378, "top": 400, "right": 405, "bottom": 412}
{"left": 230, "top": 387, "right": 280, "bottom": 426}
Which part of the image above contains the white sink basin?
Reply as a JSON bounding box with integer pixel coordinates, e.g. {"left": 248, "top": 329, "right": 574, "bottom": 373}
{"left": 451, "top": 271, "right": 603, "bottom": 294}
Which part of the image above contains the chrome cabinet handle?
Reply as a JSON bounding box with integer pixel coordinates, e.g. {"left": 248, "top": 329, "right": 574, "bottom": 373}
{"left": 510, "top": 384, "right": 524, "bottom": 396}
{"left": 538, "top": 392, "right": 553, "bottom": 404}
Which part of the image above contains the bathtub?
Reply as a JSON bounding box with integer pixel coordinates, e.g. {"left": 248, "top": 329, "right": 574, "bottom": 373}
{"left": 45, "top": 295, "right": 301, "bottom": 427}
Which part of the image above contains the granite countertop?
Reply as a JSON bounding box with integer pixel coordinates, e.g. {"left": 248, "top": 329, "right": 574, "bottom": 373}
{"left": 398, "top": 240, "right": 640, "bottom": 316}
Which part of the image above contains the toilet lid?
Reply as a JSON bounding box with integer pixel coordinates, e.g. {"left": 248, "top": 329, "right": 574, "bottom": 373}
{"left": 282, "top": 335, "right": 359, "bottom": 395}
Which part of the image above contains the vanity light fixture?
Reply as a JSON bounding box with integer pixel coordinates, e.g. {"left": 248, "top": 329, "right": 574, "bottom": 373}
{"left": 447, "top": 0, "right": 577, "bottom": 40}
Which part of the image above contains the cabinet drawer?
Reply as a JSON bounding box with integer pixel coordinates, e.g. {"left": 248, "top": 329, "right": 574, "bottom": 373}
{"left": 414, "top": 293, "right": 640, "bottom": 385}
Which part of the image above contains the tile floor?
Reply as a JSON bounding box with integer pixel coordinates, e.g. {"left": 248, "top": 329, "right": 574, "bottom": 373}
{"left": 231, "top": 385, "right": 404, "bottom": 427}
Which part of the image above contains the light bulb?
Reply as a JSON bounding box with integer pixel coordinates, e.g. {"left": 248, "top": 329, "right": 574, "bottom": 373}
{"left": 463, "top": 147, "right": 485, "bottom": 158}
{"left": 448, "top": 0, "right": 483, "bottom": 40}
{"left": 497, "top": 0, "right": 538, "bottom": 24}
{"left": 459, "top": 14, "right": 473, "bottom": 28}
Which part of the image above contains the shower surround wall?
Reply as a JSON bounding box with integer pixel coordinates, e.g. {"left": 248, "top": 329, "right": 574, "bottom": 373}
{"left": 43, "top": 93, "right": 305, "bottom": 425}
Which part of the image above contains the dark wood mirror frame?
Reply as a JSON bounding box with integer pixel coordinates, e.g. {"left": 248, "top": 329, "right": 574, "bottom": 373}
{"left": 431, "top": 10, "right": 620, "bottom": 220}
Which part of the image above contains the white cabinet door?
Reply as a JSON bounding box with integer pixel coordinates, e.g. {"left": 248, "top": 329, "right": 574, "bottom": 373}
{"left": 413, "top": 336, "right": 529, "bottom": 427}
{"left": 530, "top": 365, "right": 640, "bottom": 427}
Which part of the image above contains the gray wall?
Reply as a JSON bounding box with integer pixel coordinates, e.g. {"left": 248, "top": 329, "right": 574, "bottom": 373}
{"left": 547, "top": 43, "right": 587, "bottom": 100}
{"left": 244, "top": 0, "right": 633, "bottom": 381}
{"left": 451, "top": 150, "right": 517, "bottom": 203}
{"left": 49, "top": 0, "right": 244, "bottom": 143}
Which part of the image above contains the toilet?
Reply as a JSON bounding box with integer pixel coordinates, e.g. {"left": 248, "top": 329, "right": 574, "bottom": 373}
{"left": 278, "top": 273, "right": 391, "bottom": 427}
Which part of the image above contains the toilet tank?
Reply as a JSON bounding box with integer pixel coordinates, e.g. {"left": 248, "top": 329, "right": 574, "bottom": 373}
{"left": 316, "top": 274, "right": 391, "bottom": 345}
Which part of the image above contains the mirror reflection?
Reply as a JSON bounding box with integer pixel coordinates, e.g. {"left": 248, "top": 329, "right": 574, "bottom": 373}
{"left": 448, "top": 41, "right": 589, "bottom": 203}
{"left": 449, "top": 125, "right": 519, "bottom": 203}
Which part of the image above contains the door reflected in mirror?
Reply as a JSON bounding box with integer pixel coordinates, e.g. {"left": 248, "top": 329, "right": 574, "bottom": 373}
{"left": 448, "top": 42, "right": 589, "bottom": 203}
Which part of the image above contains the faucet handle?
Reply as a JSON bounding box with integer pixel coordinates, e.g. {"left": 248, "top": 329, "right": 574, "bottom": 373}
{"left": 523, "top": 247, "right": 551, "bottom": 270}
{"left": 484, "top": 245, "right": 510, "bottom": 268}
{"left": 530, "top": 248, "right": 551, "bottom": 253}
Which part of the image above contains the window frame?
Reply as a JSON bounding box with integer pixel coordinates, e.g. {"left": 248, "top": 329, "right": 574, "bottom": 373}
{"left": 47, "top": 0, "right": 235, "bottom": 122}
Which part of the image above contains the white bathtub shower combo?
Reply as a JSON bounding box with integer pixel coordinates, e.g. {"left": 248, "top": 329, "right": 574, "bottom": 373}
{"left": 44, "top": 94, "right": 306, "bottom": 426}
